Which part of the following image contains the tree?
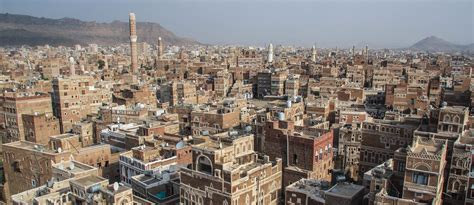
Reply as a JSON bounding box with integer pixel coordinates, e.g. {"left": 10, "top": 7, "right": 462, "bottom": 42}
{"left": 97, "top": 59, "right": 105, "bottom": 69}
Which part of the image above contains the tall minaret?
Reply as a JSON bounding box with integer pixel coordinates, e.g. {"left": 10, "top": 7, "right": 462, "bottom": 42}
{"left": 129, "top": 13, "right": 138, "bottom": 73}
{"left": 365, "top": 44, "right": 369, "bottom": 63}
{"left": 104, "top": 55, "right": 109, "bottom": 69}
{"left": 268, "top": 43, "right": 274, "bottom": 63}
{"left": 352, "top": 45, "right": 355, "bottom": 59}
{"left": 311, "top": 45, "right": 317, "bottom": 62}
{"left": 68, "top": 56, "right": 75, "bottom": 76}
{"left": 157, "top": 37, "right": 163, "bottom": 59}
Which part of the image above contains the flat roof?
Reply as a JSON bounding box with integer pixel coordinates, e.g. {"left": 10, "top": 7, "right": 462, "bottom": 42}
{"left": 53, "top": 160, "right": 96, "bottom": 174}
{"left": 3, "top": 141, "right": 62, "bottom": 154}
{"left": 73, "top": 175, "right": 107, "bottom": 187}
{"left": 326, "top": 183, "right": 364, "bottom": 198}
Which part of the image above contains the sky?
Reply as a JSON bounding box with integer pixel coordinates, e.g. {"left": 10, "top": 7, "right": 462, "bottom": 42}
{"left": 0, "top": 0, "right": 473, "bottom": 48}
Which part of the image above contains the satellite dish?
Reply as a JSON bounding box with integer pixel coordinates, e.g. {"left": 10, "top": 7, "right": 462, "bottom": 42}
{"left": 58, "top": 164, "right": 64, "bottom": 170}
{"left": 113, "top": 182, "right": 119, "bottom": 191}
{"left": 69, "top": 163, "right": 75, "bottom": 170}
{"left": 57, "top": 147, "right": 62, "bottom": 153}
{"left": 176, "top": 141, "right": 185, "bottom": 149}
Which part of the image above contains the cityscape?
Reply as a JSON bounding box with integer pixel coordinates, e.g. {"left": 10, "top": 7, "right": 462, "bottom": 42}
{"left": 0, "top": 0, "right": 473, "bottom": 205}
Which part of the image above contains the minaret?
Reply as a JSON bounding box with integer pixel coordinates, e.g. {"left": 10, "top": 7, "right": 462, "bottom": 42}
{"left": 311, "top": 45, "right": 317, "bottom": 62}
{"left": 68, "top": 56, "right": 75, "bottom": 76}
{"left": 157, "top": 37, "right": 163, "bottom": 59}
{"left": 268, "top": 43, "right": 274, "bottom": 63}
{"left": 129, "top": 13, "right": 138, "bottom": 73}
{"left": 352, "top": 45, "right": 355, "bottom": 59}
{"left": 365, "top": 44, "right": 369, "bottom": 64}
{"left": 104, "top": 55, "right": 109, "bottom": 69}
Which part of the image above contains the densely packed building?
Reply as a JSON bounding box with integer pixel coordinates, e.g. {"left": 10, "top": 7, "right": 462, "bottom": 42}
{"left": 0, "top": 11, "right": 472, "bottom": 205}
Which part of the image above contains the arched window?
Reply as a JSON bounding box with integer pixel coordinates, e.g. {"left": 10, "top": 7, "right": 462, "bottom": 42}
{"left": 197, "top": 155, "right": 213, "bottom": 175}
{"left": 444, "top": 115, "right": 451, "bottom": 122}
{"left": 453, "top": 115, "right": 460, "bottom": 123}
{"left": 453, "top": 181, "right": 460, "bottom": 190}
{"left": 120, "top": 199, "right": 129, "bottom": 205}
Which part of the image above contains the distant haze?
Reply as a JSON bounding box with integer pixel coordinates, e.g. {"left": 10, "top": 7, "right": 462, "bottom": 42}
{"left": 0, "top": 0, "right": 472, "bottom": 48}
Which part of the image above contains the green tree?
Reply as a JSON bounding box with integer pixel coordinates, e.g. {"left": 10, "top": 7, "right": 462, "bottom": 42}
{"left": 98, "top": 59, "right": 105, "bottom": 69}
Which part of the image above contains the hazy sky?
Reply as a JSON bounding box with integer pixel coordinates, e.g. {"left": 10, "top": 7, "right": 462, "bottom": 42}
{"left": 1, "top": 0, "right": 472, "bottom": 48}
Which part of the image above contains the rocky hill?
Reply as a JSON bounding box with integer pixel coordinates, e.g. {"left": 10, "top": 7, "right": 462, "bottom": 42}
{"left": 409, "top": 36, "right": 473, "bottom": 52}
{"left": 0, "top": 13, "right": 199, "bottom": 47}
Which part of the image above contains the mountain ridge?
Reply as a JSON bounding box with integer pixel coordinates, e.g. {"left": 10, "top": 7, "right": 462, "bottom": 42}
{"left": 0, "top": 13, "right": 200, "bottom": 47}
{"left": 409, "top": 36, "right": 473, "bottom": 52}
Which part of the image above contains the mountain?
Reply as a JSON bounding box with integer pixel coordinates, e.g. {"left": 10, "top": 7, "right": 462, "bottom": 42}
{"left": 409, "top": 36, "right": 473, "bottom": 52}
{"left": 0, "top": 13, "right": 200, "bottom": 47}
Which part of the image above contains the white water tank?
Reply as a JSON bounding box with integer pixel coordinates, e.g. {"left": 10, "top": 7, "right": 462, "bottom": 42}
{"left": 278, "top": 112, "right": 285, "bottom": 121}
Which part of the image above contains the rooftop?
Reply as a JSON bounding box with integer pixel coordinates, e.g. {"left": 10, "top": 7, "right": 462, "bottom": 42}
{"left": 3, "top": 141, "right": 63, "bottom": 154}
{"left": 286, "top": 179, "right": 329, "bottom": 203}
{"left": 50, "top": 133, "right": 78, "bottom": 140}
{"left": 326, "top": 182, "right": 364, "bottom": 198}
{"left": 53, "top": 160, "right": 97, "bottom": 174}
{"left": 73, "top": 175, "right": 107, "bottom": 187}
{"left": 408, "top": 136, "right": 446, "bottom": 156}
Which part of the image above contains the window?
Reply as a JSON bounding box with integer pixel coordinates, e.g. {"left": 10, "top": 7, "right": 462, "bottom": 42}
{"left": 398, "top": 162, "right": 405, "bottom": 172}
{"left": 415, "top": 193, "right": 423, "bottom": 198}
{"left": 413, "top": 172, "right": 428, "bottom": 185}
{"left": 453, "top": 181, "right": 460, "bottom": 190}
{"left": 12, "top": 161, "right": 21, "bottom": 172}
{"left": 293, "top": 154, "right": 298, "bottom": 164}
{"left": 197, "top": 155, "right": 213, "bottom": 175}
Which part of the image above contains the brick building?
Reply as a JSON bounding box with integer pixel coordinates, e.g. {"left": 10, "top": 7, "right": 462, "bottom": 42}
{"left": 22, "top": 112, "right": 61, "bottom": 145}
{"left": 0, "top": 92, "right": 53, "bottom": 143}
{"left": 52, "top": 76, "right": 112, "bottom": 132}
{"left": 2, "top": 141, "right": 71, "bottom": 203}
{"left": 359, "top": 117, "right": 420, "bottom": 176}
{"left": 180, "top": 131, "right": 282, "bottom": 205}
{"left": 264, "top": 120, "right": 334, "bottom": 186}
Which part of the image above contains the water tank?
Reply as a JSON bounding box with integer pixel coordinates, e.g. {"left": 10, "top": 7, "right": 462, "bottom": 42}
{"left": 286, "top": 100, "right": 292, "bottom": 108}
{"left": 228, "top": 130, "right": 239, "bottom": 136}
{"left": 88, "top": 184, "right": 101, "bottom": 193}
{"left": 441, "top": 101, "right": 447, "bottom": 108}
{"left": 244, "top": 126, "right": 252, "bottom": 133}
{"left": 278, "top": 112, "right": 285, "bottom": 121}
{"left": 296, "top": 96, "right": 302, "bottom": 103}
